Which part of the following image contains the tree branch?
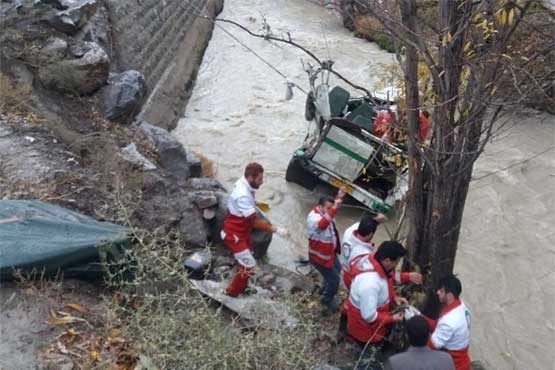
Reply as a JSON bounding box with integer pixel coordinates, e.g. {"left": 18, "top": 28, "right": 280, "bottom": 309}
{"left": 209, "top": 17, "right": 374, "bottom": 97}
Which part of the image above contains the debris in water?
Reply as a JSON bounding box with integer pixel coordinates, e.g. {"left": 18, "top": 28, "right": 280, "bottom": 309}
{"left": 285, "top": 81, "right": 295, "bottom": 100}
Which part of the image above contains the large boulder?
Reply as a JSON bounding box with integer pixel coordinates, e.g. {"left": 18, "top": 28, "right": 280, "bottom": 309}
{"left": 38, "top": 41, "right": 109, "bottom": 95}
{"left": 185, "top": 149, "right": 202, "bottom": 178}
{"left": 103, "top": 70, "right": 147, "bottom": 121}
{"left": 133, "top": 195, "right": 181, "bottom": 231}
{"left": 188, "top": 177, "right": 227, "bottom": 192}
{"left": 141, "top": 171, "right": 170, "bottom": 199}
{"left": 177, "top": 202, "right": 208, "bottom": 246}
{"left": 133, "top": 194, "right": 208, "bottom": 247}
{"left": 137, "top": 121, "right": 190, "bottom": 181}
{"left": 190, "top": 190, "right": 218, "bottom": 209}
{"left": 74, "top": 2, "right": 111, "bottom": 56}
{"left": 40, "top": 37, "right": 68, "bottom": 59}
{"left": 47, "top": 0, "right": 97, "bottom": 35}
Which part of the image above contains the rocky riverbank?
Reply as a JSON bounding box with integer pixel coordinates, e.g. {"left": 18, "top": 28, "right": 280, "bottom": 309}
{"left": 0, "top": 1, "right": 276, "bottom": 368}
{"left": 0, "top": 0, "right": 239, "bottom": 247}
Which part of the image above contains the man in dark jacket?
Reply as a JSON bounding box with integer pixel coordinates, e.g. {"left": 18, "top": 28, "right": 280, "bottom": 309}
{"left": 385, "top": 316, "right": 455, "bottom": 370}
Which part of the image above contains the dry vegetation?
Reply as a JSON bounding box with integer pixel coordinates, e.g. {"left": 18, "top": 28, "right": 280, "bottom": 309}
{"left": 0, "top": 72, "right": 33, "bottom": 115}
{"left": 352, "top": 15, "right": 396, "bottom": 53}
{"left": 195, "top": 151, "right": 217, "bottom": 177}
{"left": 9, "top": 181, "right": 326, "bottom": 370}
{"left": 25, "top": 229, "right": 324, "bottom": 370}
{"left": 7, "top": 180, "right": 328, "bottom": 370}
{"left": 103, "top": 229, "right": 321, "bottom": 370}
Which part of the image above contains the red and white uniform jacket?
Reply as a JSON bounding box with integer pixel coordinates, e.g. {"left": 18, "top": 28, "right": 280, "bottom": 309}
{"left": 306, "top": 206, "right": 340, "bottom": 268}
{"left": 345, "top": 254, "right": 397, "bottom": 343}
{"left": 221, "top": 177, "right": 257, "bottom": 254}
{"left": 427, "top": 300, "right": 471, "bottom": 370}
{"left": 340, "top": 223, "right": 375, "bottom": 286}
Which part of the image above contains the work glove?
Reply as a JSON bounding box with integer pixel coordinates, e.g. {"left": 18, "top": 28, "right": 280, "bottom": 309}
{"left": 403, "top": 305, "right": 422, "bottom": 320}
{"left": 275, "top": 226, "right": 289, "bottom": 237}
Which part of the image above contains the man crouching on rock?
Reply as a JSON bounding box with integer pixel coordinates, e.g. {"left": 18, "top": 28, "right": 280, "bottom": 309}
{"left": 221, "top": 162, "right": 286, "bottom": 297}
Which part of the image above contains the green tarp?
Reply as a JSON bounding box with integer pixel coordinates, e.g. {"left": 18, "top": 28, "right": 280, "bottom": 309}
{"left": 0, "top": 200, "right": 131, "bottom": 280}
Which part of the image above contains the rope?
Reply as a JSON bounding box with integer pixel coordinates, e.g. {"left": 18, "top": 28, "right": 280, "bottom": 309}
{"left": 215, "top": 23, "right": 309, "bottom": 95}
{"left": 188, "top": 1, "right": 309, "bottom": 96}
{"left": 352, "top": 322, "right": 385, "bottom": 370}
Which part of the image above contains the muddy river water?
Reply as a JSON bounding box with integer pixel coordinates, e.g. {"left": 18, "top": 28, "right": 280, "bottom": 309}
{"left": 174, "top": 1, "right": 555, "bottom": 369}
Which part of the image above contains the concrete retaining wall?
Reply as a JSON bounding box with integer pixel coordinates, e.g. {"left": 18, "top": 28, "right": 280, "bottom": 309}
{"left": 106, "top": 0, "right": 223, "bottom": 129}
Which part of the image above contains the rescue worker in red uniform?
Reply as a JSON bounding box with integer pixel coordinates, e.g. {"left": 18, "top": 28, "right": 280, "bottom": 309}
{"left": 372, "top": 109, "right": 429, "bottom": 143}
{"left": 306, "top": 190, "right": 346, "bottom": 313}
{"left": 340, "top": 214, "right": 386, "bottom": 289}
{"left": 424, "top": 275, "right": 471, "bottom": 370}
{"left": 221, "top": 162, "right": 285, "bottom": 297}
{"left": 419, "top": 110, "right": 430, "bottom": 142}
{"left": 373, "top": 109, "right": 395, "bottom": 139}
{"left": 345, "top": 241, "right": 422, "bottom": 370}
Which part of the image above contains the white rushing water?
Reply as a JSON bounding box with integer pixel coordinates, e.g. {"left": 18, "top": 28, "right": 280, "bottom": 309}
{"left": 174, "top": 1, "right": 555, "bottom": 369}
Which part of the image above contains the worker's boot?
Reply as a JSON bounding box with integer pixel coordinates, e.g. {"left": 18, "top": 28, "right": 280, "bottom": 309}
{"left": 320, "top": 296, "right": 339, "bottom": 316}
{"left": 324, "top": 298, "right": 339, "bottom": 314}
{"left": 226, "top": 266, "right": 251, "bottom": 297}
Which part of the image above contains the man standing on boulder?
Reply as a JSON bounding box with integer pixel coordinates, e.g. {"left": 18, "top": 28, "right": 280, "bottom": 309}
{"left": 306, "top": 189, "right": 345, "bottom": 313}
{"left": 221, "top": 162, "right": 285, "bottom": 297}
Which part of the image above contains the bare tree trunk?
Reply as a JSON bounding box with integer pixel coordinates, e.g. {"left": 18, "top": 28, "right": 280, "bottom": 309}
{"left": 399, "top": 0, "right": 475, "bottom": 317}
{"left": 425, "top": 172, "right": 471, "bottom": 280}
{"left": 399, "top": 0, "right": 428, "bottom": 271}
